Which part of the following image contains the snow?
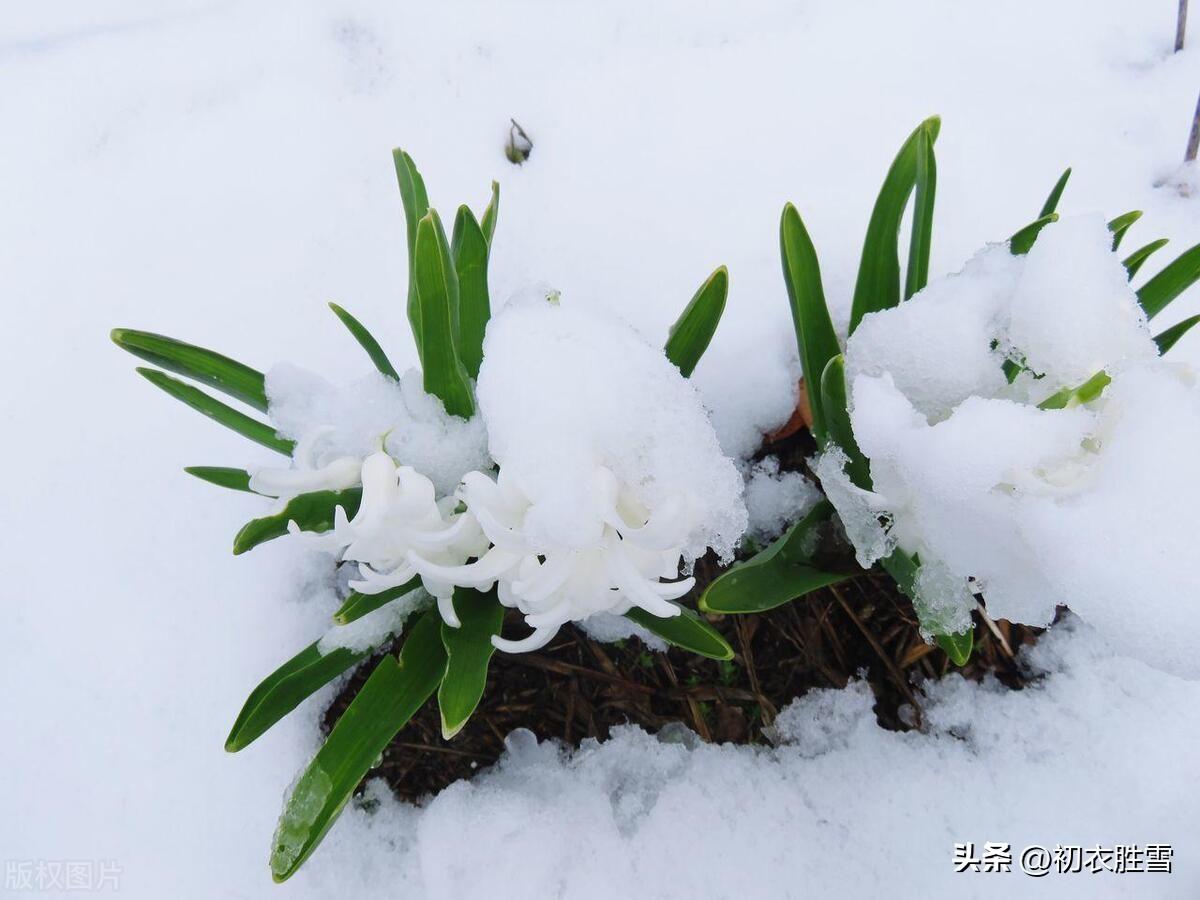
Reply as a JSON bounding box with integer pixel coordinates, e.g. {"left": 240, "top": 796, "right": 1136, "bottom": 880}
{"left": 742, "top": 456, "right": 822, "bottom": 544}
{"left": 316, "top": 587, "right": 430, "bottom": 655}
{"left": 264, "top": 365, "right": 490, "bottom": 498}
{"left": 306, "top": 619, "right": 1200, "bottom": 900}
{"left": 5, "top": 0, "right": 1200, "bottom": 896}
{"left": 840, "top": 219, "right": 1200, "bottom": 672}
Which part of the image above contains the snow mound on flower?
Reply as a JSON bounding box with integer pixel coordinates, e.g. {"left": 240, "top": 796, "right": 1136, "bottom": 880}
{"left": 743, "top": 456, "right": 821, "bottom": 544}
{"left": 264, "top": 364, "right": 490, "bottom": 496}
{"left": 840, "top": 217, "right": 1200, "bottom": 677}
{"left": 476, "top": 298, "right": 747, "bottom": 564}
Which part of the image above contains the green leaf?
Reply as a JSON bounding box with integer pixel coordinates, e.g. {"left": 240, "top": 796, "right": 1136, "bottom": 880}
{"left": 848, "top": 115, "right": 941, "bottom": 333}
{"left": 480, "top": 180, "right": 500, "bottom": 248}
{"left": 935, "top": 628, "right": 974, "bottom": 666}
{"left": 1038, "top": 370, "right": 1111, "bottom": 410}
{"left": 1107, "top": 210, "right": 1142, "bottom": 250}
{"left": 233, "top": 488, "right": 362, "bottom": 555}
{"left": 225, "top": 642, "right": 367, "bottom": 753}
{"left": 1137, "top": 241, "right": 1200, "bottom": 320}
{"left": 903, "top": 126, "right": 937, "bottom": 300}
{"left": 327, "top": 303, "right": 399, "bottom": 380}
{"left": 184, "top": 466, "right": 255, "bottom": 493}
{"left": 1038, "top": 167, "right": 1071, "bottom": 218}
{"left": 664, "top": 266, "right": 728, "bottom": 378}
{"left": 438, "top": 588, "right": 504, "bottom": 739}
{"left": 1155, "top": 314, "right": 1200, "bottom": 355}
{"left": 414, "top": 210, "right": 475, "bottom": 418}
{"left": 451, "top": 205, "right": 491, "bottom": 380}
{"left": 1123, "top": 238, "right": 1169, "bottom": 280}
{"left": 1009, "top": 213, "right": 1058, "bottom": 256}
{"left": 819, "top": 355, "right": 871, "bottom": 489}
{"left": 135, "top": 368, "right": 294, "bottom": 455}
{"left": 334, "top": 578, "right": 420, "bottom": 625}
{"left": 625, "top": 604, "right": 733, "bottom": 660}
{"left": 111, "top": 328, "right": 267, "bottom": 411}
{"left": 700, "top": 502, "right": 852, "bottom": 614}
{"left": 780, "top": 203, "right": 841, "bottom": 441}
{"left": 270, "top": 609, "right": 447, "bottom": 882}
{"left": 393, "top": 149, "right": 431, "bottom": 353}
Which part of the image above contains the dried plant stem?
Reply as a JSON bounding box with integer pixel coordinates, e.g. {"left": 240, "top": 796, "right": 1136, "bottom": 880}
{"left": 1187, "top": 90, "right": 1200, "bottom": 164}
{"left": 1177, "top": 0, "right": 1189, "bottom": 52}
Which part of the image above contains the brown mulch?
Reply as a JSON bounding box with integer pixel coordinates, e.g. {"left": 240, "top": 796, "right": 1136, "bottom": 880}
{"left": 323, "top": 423, "right": 1046, "bottom": 802}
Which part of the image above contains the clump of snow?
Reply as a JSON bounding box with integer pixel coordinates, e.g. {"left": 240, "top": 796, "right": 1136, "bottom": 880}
{"left": 811, "top": 446, "right": 893, "bottom": 568}
{"left": 419, "top": 298, "right": 746, "bottom": 651}
{"left": 315, "top": 587, "right": 431, "bottom": 654}
{"left": 263, "top": 364, "right": 490, "bottom": 497}
{"left": 577, "top": 611, "right": 669, "bottom": 651}
{"left": 1005, "top": 214, "right": 1156, "bottom": 396}
{"left": 846, "top": 243, "right": 1021, "bottom": 421}
{"left": 742, "top": 455, "right": 821, "bottom": 544}
{"left": 839, "top": 218, "right": 1200, "bottom": 674}
{"left": 476, "top": 299, "right": 747, "bottom": 564}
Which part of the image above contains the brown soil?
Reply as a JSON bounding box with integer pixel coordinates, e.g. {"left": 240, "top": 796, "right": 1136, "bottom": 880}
{"left": 324, "top": 426, "right": 1046, "bottom": 802}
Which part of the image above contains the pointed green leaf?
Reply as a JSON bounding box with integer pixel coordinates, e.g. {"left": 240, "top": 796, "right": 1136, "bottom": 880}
{"left": 1137, "top": 242, "right": 1200, "bottom": 320}
{"left": 111, "top": 328, "right": 267, "bottom": 411}
{"left": 780, "top": 203, "right": 841, "bottom": 441}
{"left": 1039, "top": 167, "right": 1071, "bottom": 218}
{"left": 848, "top": 115, "right": 941, "bottom": 332}
{"left": 135, "top": 368, "right": 293, "bottom": 455}
{"left": 225, "top": 642, "right": 367, "bottom": 753}
{"left": 1107, "top": 210, "right": 1142, "bottom": 250}
{"left": 903, "top": 127, "right": 937, "bottom": 300}
{"left": 1123, "top": 238, "right": 1169, "bottom": 280}
{"left": 270, "top": 609, "right": 447, "bottom": 882}
{"left": 334, "top": 578, "right": 420, "bottom": 625}
{"left": 1009, "top": 213, "right": 1058, "bottom": 256}
{"left": 480, "top": 180, "right": 500, "bottom": 248}
{"left": 415, "top": 210, "right": 475, "bottom": 418}
{"left": 701, "top": 502, "right": 852, "bottom": 614}
{"left": 451, "top": 205, "right": 491, "bottom": 380}
{"left": 1155, "top": 314, "right": 1200, "bottom": 355}
{"left": 625, "top": 604, "right": 733, "bottom": 660}
{"left": 327, "top": 303, "right": 399, "bottom": 380}
{"left": 664, "top": 266, "right": 728, "bottom": 378}
{"left": 819, "top": 355, "right": 871, "bottom": 489}
{"left": 438, "top": 588, "right": 504, "bottom": 739}
{"left": 1038, "top": 371, "right": 1111, "bottom": 410}
{"left": 184, "top": 466, "right": 255, "bottom": 493}
{"left": 393, "top": 149, "right": 431, "bottom": 352}
{"left": 233, "top": 488, "right": 362, "bottom": 555}
{"left": 935, "top": 628, "right": 974, "bottom": 666}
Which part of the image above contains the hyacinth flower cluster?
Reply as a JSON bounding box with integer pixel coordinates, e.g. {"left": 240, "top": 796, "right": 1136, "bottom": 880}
{"left": 112, "top": 150, "right": 743, "bottom": 880}
{"left": 702, "top": 117, "right": 1200, "bottom": 672}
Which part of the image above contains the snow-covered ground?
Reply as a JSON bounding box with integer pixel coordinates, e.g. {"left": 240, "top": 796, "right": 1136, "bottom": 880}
{"left": 2, "top": 1, "right": 1198, "bottom": 897}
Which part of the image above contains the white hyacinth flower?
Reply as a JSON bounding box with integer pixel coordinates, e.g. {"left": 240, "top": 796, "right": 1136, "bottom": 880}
{"left": 248, "top": 426, "right": 361, "bottom": 498}
{"left": 304, "top": 451, "right": 489, "bottom": 627}
{"left": 410, "top": 466, "right": 699, "bottom": 653}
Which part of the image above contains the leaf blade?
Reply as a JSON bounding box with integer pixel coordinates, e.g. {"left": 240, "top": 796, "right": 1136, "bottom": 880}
{"left": 1009, "top": 213, "right": 1058, "bottom": 256}
{"left": 451, "top": 205, "right": 491, "bottom": 380}
{"left": 438, "top": 588, "right": 504, "bottom": 738}
{"left": 903, "top": 127, "right": 937, "bottom": 300}
{"left": 625, "top": 604, "right": 733, "bottom": 660}
{"left": 135, "top": 368, "right": 293, "bottom": 455}
{"left": 480, "top": 180, "right": 500, "bottom": 248}
{"left": 233, "top": 488, "right": 362, "bottom": 555}
{"left": 1038, "top": 167, "right": 1071, "bottom": 218}
{"left": 270, "top": 610, "right": 447, "bottom": 882}
{"left": 700, "top": 502, "right": 852, "bottom": 614}
{"left": 225, "top": 642, "right": 366, "bottom": 752}
{"left": 415, "top": 210, "right": 475, "bottom": 418}
{"left": 334, "top": 579, "right": 420, "bottom": 625}
{"left": 1137, "top": 241, "right": 1200, "bottom": 320}
{"left": 184, "top": 466, "right": 255, "bottom": 493}
{"left": 848, "top": 115, "right": 941, "bottom": 332}
{"left": 780, "top": 203, "right": 841, "bottom": 441}
{"left": 1123, "top": 238, "right": 1169, "bottom": 280}
{"left": 393, "top": 149, "right": 431, "bottom": 353}
{"left": 327, "top": 303, "right": 399, "bottom": 380}
{"left": 1107, "top": 210, "right": 1142, "bottom": 250}
{"left": 111, "top": 328, "right": 267, "bottom": 411}
{"left": 664, "top": 265, "right": 728, "bottom": 378}
{"left": 1154, "top": 314, "right": 1200, "bottom": 355}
